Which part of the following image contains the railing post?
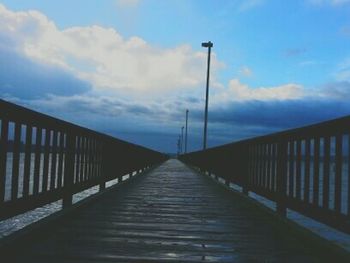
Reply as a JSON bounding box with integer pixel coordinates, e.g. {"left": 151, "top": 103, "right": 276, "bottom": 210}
{"left": 99, "top": 141, "right": 106, "bottom": 191}
{"left": 276, "top": 139, "right": 287, "bottom": 217}
{"left": 63, "top": 133, "right": 76, "bottom": 208}
{"left": 242, "top": 144, "right": 249, "bottom": 195}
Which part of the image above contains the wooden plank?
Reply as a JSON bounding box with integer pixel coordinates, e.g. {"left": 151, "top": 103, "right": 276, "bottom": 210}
{"left": 277, "top": 141, "right": 287, "bottom": 216}
{"left": 304, "top": 138, "right": 311, "bottom": 203}
{"left": 50, "top": 130, "right": 58, "bottom": 190}
{"left": 313, "top": 137, "right": 320, "bottom": 207}
{"left": 62, "top": 134, "right": 76, "bottom": 208}
{"left": 81, "top": 137, "right": 87, "bottom": 182}
{"left": 5, "top": 159, "right": 338, "bottom": 262}
{"left": 295, "top": 139, "right": 302, "bottom": 200}
{"left": 271, "top": 143, "right": 277, "bottom": 192}
{"left": 266, "top": 143, "right": 271, "bottom": 190}
{"left": 288, "top": 140, "right": 295, "bottom": 198}
{"left": 23, "top": 125, "right": 32, "bottom": 197}
{"left": 57, "top": 132, "right": 64, "bottom": 188}
{"left": 33, "top": 127, "right": 42, "bottom": 195}
{"left": 348, "top": 134, "right": 350, "bottom": 217}
{"left": 75, "top": 136, "right": 81, "bottom": 184}
{"left": 258, "top": 144, "right": 263, "bottom": 188}
{"left": 334, "top": 134, "right": 342, "bottom": 213}
{"left": 252, "top": 145, "right": 258, "bottom": 187}
{"left": 261, "top": 144, "right": 267, "bottom": 189}
{"left": 0, "top": 119, "right": 9, "bottom": 202}
{"left": 42, "top": 129, "right": 51, "bottom": 192}
{"left": 11, "top": 122, "right": 22, "bottom": 200}
{"left": 322, "top": 136, "right": 330, "bottom": 209}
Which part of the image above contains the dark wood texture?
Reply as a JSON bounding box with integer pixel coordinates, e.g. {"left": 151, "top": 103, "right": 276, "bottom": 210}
{"left": 4, "top": 160, "right": 334, "bottom": 263}
{"left": 180, "top": 115, "right": 350, "bottom": 233}
{"left": 0, "top": 99, "right": 167, "bottom": 220}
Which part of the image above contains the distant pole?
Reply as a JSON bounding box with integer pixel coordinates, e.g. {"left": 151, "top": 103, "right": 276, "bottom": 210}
{"left": 185, "top": 109, "right": 189, "bottom": 153}
{"left": 181, "top": 126, "right": 184, "bottom": 154}
{"left": 201, "top": 41, "right": 213, "bottom": 150}
{"left": 177, "top": 136, "right": 180, "bottom": 156}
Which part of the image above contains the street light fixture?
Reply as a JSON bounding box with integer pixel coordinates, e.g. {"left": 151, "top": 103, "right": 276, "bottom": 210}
{"left": 201, "top": 41, "right": 213, "bottom": 150}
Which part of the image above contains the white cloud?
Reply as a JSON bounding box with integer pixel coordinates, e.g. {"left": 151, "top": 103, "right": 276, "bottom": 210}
{"left": 212, "top": 79, "right": 304, "bottom": 102}
{"left": 238, "top": 66, "right": 253, "bottom": 77}
{"left": 0, "top": 4, "right": 224, "bottom": 97}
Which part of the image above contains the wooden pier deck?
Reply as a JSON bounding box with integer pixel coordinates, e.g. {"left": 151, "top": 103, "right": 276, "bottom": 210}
{"left": 1, "top": 159, "right": 344, "bottom": 262}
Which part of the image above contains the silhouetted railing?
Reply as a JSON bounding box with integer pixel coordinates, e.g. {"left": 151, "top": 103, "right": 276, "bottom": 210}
{"left": 180, "top": 116, "right": 350, "bottom": 234}
{"left": 0, "top": 99, "right": 167, "bottom": 220}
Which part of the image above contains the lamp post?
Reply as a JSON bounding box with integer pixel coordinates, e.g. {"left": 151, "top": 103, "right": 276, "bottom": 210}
{"left": 201, "top": 41, "right": 213, "bottom": 150}
{"left": 181, "top": 126, "right": 184, "bottom": 154}
{"left": 185, "top": 109, "right": 189, "bottom": 154}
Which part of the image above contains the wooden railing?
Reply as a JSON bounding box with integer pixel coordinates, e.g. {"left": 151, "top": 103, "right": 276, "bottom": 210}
{"left": 0, "top": 99, "right": 168, "bottom": 220}
{"left": 180, "top": 116, "right": 350, "bottom": 234}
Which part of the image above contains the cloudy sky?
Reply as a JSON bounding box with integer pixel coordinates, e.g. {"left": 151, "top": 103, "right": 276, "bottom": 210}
{"left": 0, "top": 0, "right": 350, "bottom": 153}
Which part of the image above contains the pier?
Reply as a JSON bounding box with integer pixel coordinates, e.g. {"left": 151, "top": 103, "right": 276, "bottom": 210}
{"left": 1, "top": 99, "right": 350, "bottom": 262}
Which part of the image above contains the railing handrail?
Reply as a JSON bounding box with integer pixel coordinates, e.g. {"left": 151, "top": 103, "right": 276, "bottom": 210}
{"left": 0, "top": 99, "right": 168, "bottom": 221}
{"left": 0, "top": 99, "right": 158, "bottom": 152}
{"left": 180, "top": 114, "right": 350, "bottom": 234}
{"left": 187, "top": 115, "right": 350, "bottom": 155}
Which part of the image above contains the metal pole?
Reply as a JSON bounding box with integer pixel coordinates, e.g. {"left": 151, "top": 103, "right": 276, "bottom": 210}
{"left": 202, "top": 41, "right": 213, "bottom": 150}
{"left": 181, "top": 126, "right": 184, "bottom": 154}
{"left": 177, "top": 136, "right": 180, "bottom": 156}
{"left": 185, "top": 109, "right": 189, "bottom": 153}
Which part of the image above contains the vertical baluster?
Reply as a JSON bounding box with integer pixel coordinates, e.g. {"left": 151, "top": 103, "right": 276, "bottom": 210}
{"left": 23, "top": 125, "right": 32, "bottom": 197}
{"left": 259, "top": 144, "right": 264, "bottom": 188}
{"left": 323, "top": 136, "right": 330, "bottom": 209}
{"left": 304, "top": 138, "right": 311, "bottom": 203}
{"left": 256, "top": 145, "right": 260, "bottom": 188}
{"left": 98, "top": 141, "right": 103, "bottom": 179}
{"left": 80, "top": 137, "right": 86, "bottom": 182}
{"left": 75, "top": 136, "right": 81, "bottom": 184}
{"left": 11, "top": 123, "right": 21, "bottom": 200}
{"left": 268, "top": 143, "right": 273, "bottom": 190}
{"left": 348, "top": 134, "right": 350, "bottom": 217}
{"left": 248, "top": 145, "right": 253, "bottom": 188}
{"left": 42, "top": 129, "right": 51, "bottom": 192}
{"left": 296, "top": 139, "right": 302, "bottom": 200}
{"left": 84, "top": 138, "right": 90, "bottom": 181}
{"left": 261, "top": 144, "right": 266, "bottom": 189}
{"left": 50, "top": 131, "right": 58, "bottom": 190}
{"left": 271, "top": 143, "right": 277, "bottom": 192}
{"left": 92, "top": 139, "right": 97, "bottom": 178}
{"left": 313, "top": 137, "right": 320, "bottom": 206}
{"left": 289, "top": 140, "right": 295, "bottom": 198}
{"left": 334, "top": 134, "right": 342, "bottom": 213}
{"left": 88, "top": 138, "right": 94, "bottom": 179}
{"left": 252, "top": 145, "right": 257, "bottom": 187}
{"left": 0, "top": 119, "right": 9, "bottom": 202}
{"left": 277, "top": 139, "right": 287, "bottom": 217}
{"left": 33, "top": 127, "right": 42, "bottom": 194}
{"left": 57, "top": 132, "right": 64, "bottom": 188}
{"left": 62, "top": 133, "right": 76, "bottom": 208}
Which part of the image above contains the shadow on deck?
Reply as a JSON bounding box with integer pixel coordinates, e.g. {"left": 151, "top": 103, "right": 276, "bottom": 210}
{"left": 1, "top": 159, "right": 348, "bottom": 262}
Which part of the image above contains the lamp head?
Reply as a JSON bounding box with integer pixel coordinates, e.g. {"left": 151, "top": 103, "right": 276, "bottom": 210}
{"left": 201, "top": 41, "right": 213, "bottom": 48}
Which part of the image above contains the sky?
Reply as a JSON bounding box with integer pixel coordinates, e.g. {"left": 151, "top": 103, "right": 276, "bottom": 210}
{"left": 0, "top": 0, "right": 350, "bottom": 153}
